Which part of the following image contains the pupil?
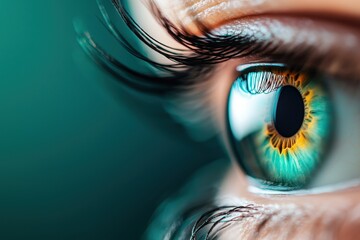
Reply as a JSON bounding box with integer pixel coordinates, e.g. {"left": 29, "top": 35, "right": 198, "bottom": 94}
{"left": 273, "top": 85, "right": 305, "bottom": 138}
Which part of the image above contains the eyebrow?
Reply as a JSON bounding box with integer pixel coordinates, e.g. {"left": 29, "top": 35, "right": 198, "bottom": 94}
{"left": 77, "top": 0, "right": 360, "bottom": 95}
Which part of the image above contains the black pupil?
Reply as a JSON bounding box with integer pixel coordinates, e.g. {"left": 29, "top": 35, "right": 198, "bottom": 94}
{"left": 273, "top": 85, "right": 305, "bottom": 138}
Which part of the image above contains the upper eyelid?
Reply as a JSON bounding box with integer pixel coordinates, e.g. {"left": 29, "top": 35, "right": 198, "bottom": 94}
{"left": 160, "top": 15, "right": 360, "bottom": 85}
{"left": 131, "top": 3, "right": 360, "bottom": 81}
{"left": 78, "top": 1, "right": 360, "bottom": 96}
{"left": 212, "top": 16, "right": 360, "bottom": 82}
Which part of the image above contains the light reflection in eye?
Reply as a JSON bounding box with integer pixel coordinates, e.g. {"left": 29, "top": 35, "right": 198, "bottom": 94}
{"left": 227, "top": 64, "right": 332, "bottom": 190}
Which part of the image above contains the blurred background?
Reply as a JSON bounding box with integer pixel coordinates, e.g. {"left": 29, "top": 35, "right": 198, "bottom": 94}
{"left": 0, "top": 1, "right": 223, "bottom": 239}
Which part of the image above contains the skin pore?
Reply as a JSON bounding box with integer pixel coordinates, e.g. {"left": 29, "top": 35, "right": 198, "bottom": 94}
{"left": 126, "top": 0, "right": 360, "bottom": 238}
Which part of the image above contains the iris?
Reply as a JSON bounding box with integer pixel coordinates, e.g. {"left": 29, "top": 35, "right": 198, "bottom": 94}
{"left": 227, "top": 64, "right": 332, "bottom": 190}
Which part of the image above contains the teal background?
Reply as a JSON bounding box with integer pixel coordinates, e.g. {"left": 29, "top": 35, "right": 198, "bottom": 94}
{"left": 0, "top": 1, "right": 222, "bottom": 239}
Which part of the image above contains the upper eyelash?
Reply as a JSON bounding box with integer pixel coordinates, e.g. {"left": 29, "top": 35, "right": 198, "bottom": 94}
{"left": 78, "top": 0, "right": 357, "bottom": 95}
{"left": 76, "top": 0, "right": 270, "bottom": 94}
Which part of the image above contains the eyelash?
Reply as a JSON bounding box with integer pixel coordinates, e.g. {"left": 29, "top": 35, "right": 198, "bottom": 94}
{"left": 77, "top": 0, "right": 323, "bottom": 95}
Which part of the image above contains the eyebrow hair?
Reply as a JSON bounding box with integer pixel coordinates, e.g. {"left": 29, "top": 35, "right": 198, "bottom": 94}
{"left": 76, "top": 0, "right": 261, "bottom": 94}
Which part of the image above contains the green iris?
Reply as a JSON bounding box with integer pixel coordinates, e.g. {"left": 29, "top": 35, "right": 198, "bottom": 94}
{"left": 227, "top": 64, "right": 332, "bottom": 190}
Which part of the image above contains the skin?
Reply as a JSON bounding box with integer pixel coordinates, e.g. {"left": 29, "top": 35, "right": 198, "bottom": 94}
{"left": 148, "top": 0, "right": 360, "bottom": 32}
{"left": 130, "top": 0, "right": 360, "bottom": 238}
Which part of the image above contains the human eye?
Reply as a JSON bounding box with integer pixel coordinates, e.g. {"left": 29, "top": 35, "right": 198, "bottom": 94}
{"left": 228, "top": 62, "right": 359, "bottom": 192}
{"left": 217, "top": 17, "right": 360, "bottom": 193}
{"left": 79, "top": 0, "right": 360, "bottom": 236}
{"left": 77, "top": 0, "right": 360, "bottom": 195}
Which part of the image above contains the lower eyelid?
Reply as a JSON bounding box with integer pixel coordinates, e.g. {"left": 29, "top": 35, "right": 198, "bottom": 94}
{"left": 221, "top": 159, "right": 360, "bottom": 201}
